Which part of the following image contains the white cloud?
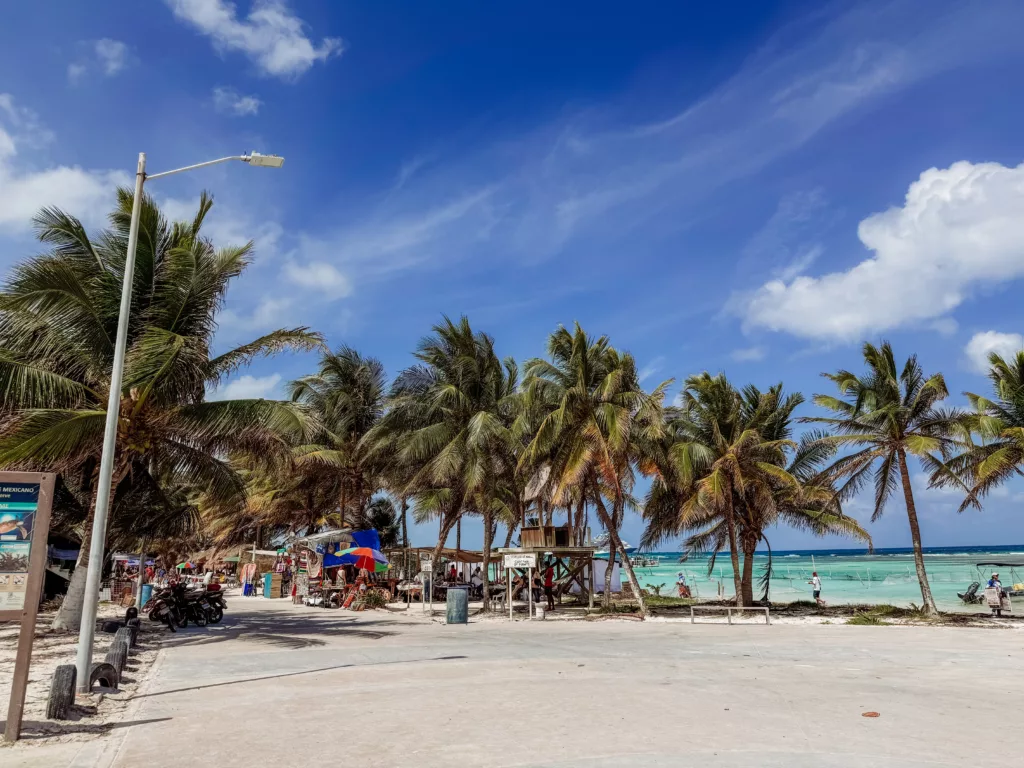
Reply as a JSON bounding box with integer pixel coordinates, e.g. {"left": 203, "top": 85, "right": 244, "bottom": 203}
{"left": 298, "top": 188, "right": 496, "bottom": 280}
{"left": 160, "top": 194, "right": 282, "bottom": 258}
{"left": 738, "top": 161, "right": 1024, "bottom": 341}
{"left": 965, "top": 331, "right": 1024, "bottom": 373}
{"left": 94, "top": 39, "right": 129, "bottom": 76}
{"left": 301, "top": 1, "right": 1024, "bottom": 280}
{"left": 638, "top": 356, "right": 665, "bottom": 383}
{"left": 0, "top": 94, "right": 126, "bottom": 232}
{"left": 219, "top": 296, "right": 292, "bottom": 333}
{"left": 283, "top": 261, "right": 352, "bottom": 298}
{"left": 165, "top": 0, "right": 342, "bottom": 79}
{"left": 66, "top": 63, "right": 87, "bottom": 84}
{"left": 68, "top": 39, "right": 130, "bottom": 83}
{"left": 731, "top": 346, "right": 767, "bottom": 362}
{"left": 208, "top": 373, "right": 281, "bottom": 401}
{"left": 212, "top": 86, "right": 262, "bottom": 116}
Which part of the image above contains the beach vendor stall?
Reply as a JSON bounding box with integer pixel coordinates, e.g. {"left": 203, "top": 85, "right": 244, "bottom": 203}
{"left": 292, "top": 528, "right": 353, "bottom": 607}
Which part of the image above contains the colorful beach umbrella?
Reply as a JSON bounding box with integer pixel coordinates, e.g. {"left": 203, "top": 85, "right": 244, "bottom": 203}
{"left": 335, "top": 547, "right": 389, "bottom": 572}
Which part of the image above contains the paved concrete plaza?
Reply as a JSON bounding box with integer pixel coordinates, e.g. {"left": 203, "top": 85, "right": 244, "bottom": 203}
{"left": 14, "top": 598, "right": 1024, "bottom": 767}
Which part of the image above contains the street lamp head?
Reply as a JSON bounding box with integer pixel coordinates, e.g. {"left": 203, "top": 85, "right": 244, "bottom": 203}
{"left": 246, "top": 151, "right": 285, "bottom": 168}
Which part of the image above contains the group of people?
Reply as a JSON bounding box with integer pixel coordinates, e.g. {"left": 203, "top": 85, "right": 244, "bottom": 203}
{"left": 673, "top": 569, "right": 829, "bottom": 606}
{"left": 433, "top": 561, "right": 557, "bottom": 610}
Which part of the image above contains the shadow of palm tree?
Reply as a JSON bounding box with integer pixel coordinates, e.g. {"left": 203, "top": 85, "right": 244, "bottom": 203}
{"left": 1, "top": 717, "right": 172, "bottom": 740}
{"left": 152, "top": 606, "right": 398, "bottom": 649}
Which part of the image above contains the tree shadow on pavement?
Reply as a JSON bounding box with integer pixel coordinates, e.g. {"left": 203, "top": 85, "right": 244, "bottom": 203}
{"left": 130, "top": 654, "right": 468, "bottom": 700}
{"left": 154, "top": 609, "right": 398, "bottom": 649}
{"left": 1, "top": 717, "right": 172, "bottom": 740}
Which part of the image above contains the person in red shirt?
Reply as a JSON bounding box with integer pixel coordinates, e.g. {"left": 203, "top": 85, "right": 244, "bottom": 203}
{"left": 543, "top": 562, "right": 555, "bottom": 611}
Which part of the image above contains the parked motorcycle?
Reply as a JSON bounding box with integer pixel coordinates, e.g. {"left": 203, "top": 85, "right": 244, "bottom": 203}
{"left": 145, "top": 584, "right": 182, "bottom": 632}
{"left": 203, "top": 584, "right": 226, "bottom": 624}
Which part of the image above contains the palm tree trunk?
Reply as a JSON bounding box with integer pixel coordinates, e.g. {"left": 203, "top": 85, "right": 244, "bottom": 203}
{"left": 53, "top": 462, "right": 125, "bottom": 631}
{"left": 741, "top": 532, "right": 758, "bottom": 606}
{"left": 481, "top": 508, "right": 493, "bottom": 612}
{"left": 339, "top": 482, "right": 347, "bottom": 529}
{"left": 52, "top": 510, "right": 95, "bottom": 631}
{"left": 574, "top": 496, "right": 585, "bottom": 546}
{"left": 603, "top": 537, "right": 615, "bottom": 608}
{"left": 897, "top": 449, "right": 938, "bottom": 614}
{"left": 503, "top": 520, "right": 517, "bottom": 548}
{"left": 594, "top": 495, "right": 647, "bottom": 616}
{"left": 400, "top": 497, "right": 409, "bottom": 548}
{"left": 724, "top": 493, "right": 744, "bottom": 608}
{"left": 456, "top": 518, "right": 461, "bottom": 556}
{"left": 429, "top": 493, "right": 464, "bottom": 582}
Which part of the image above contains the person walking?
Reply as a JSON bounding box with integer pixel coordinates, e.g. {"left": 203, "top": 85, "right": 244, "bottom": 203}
{"left": 809, "top": 571, "right": 825, "bottom": 607}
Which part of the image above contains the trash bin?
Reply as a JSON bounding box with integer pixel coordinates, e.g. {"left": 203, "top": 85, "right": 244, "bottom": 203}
{"left": 534, "top": 605, "right": 546, "bottom": 621}
{"left": 140, "top": 584, "right": 153, "bottom": 608}
{"left": 446, "top": 587, "right": 468, "bottom": 624}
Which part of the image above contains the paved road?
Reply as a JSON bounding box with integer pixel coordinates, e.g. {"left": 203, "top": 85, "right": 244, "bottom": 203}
{"left": 63, "top": 600, "right": 1024, "bottom": 766}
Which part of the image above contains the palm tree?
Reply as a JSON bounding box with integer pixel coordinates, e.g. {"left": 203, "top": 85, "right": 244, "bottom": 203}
{"left": 521, "top": 323, "right": 666, "bottom": 616}
{"left": 289, "top": 346, "right": 388, "bottom": 528}
{"left": 0, "top": 190, "right": 320, "bottom": 629}
{"left": 643, "top": 375, "right": 871, "bottom": 606}
{"left": 200, "top": 455, "right": 342, "bottom": 550}
{"left": 806, "top": 342, "right": 960, "bottom": 614}
{"left": 365, "top": 495, "right": 401, "bottom": 548}
{"left": 366, "top": 316, "right": 516, "bottom": 610}
{"left": 642, "top": 373, "right": 786, "bottom": 606}
{"left": 938, "top": 351, "right": 1024, "bottom": 510}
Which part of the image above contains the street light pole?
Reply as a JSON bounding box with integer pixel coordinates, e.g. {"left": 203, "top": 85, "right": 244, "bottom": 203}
{"left": 73, "top": 150, "right": 284, "bottom": 693}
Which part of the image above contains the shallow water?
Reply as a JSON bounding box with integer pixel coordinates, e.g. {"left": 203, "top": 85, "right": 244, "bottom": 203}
{"left": 629, "top": 545, "right": 1024, "bottom": 611}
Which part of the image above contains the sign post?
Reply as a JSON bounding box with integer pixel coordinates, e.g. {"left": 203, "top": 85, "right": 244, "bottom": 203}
{"left": 421, "top": 557, "right": 433, "bottom": 614}
{"left": 1, "top": 472, "right": 56, "bottom": 742}
{"left": 502, "top": 554, "right": 537, "bottom": 621}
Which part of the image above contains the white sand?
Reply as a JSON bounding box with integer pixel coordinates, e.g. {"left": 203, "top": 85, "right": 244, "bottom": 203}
{"left": 0, "top": 601, "right": 161, "bottom": 754}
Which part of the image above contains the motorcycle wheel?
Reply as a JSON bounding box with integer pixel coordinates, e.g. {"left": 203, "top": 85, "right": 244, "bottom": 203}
{"left": 164, "top": 613, "right": 177, "bottom": 633}
{"left": 192, "top": 608, "right": 208, "bottom": 627}
{"left": 174, "top": 612, "right": 188, "bottom": 629}
{"left": 207, "top": 606, "right": 224, "bottom": 624}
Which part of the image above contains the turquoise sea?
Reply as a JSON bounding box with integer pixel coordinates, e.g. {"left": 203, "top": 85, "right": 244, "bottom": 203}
{"left": 632, "top": 545, "right": 1024, "bottom": 611}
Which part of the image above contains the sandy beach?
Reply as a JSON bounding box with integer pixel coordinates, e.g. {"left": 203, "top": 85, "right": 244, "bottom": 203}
{"left": 0, "top": 602, "right": 160, "bottom": 761}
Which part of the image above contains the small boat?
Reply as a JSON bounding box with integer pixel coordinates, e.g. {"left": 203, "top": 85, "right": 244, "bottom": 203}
{"left": 958, "top": 560, "right": 1024, "bottom": 604}
{"left": 628, "top": 554, "right": 663, "bottom": 569}
{"left": 588, "top": 533, "right": 636, "bottom": 560}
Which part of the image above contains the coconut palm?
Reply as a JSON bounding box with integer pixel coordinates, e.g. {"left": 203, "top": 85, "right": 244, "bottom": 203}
{"left": 0, "top": 190, "right": 320, "bottom": 629}
{"left": 806, "top": 342, "right": 960, "bottom": 614}
{"left": 200, "top": 455, "right": 343, "bottom": 551}
{"left": 366, "top": 316, "right": 516, "bottom": 610}
{"left": 642, "top": 373, "right": 782, "bottom": 607}
{"left": 289, "top": 346, "right": 388, "bottom": 527}
{"left": 365, "top": 495, "right": 401, "bottom": 549}
{"left": 937, "top": 351, "right": 1024, "bottom": 510}
{"left": 643, "top": 377, "right": 870, "bottom": 605}
{"left": 521, "top": 323, "right": 666, "bottom": 615}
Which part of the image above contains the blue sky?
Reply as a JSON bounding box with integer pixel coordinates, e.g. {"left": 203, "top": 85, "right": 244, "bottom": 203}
{"left": 3, "top": 1, "right": 1024, "bottom": 551}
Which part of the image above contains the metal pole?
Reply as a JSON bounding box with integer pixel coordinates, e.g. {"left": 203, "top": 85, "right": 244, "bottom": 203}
{"left": 528, "top": 566, "right": 533, "bottom": 618}
{"left": 74, "top": 153, "right": 147, "bottom": 693}
{"left": 508, "top": 568, "right": 512, "bottom": 621}
{"left": 135, "top": 539, "right": 148, "bottom": 611}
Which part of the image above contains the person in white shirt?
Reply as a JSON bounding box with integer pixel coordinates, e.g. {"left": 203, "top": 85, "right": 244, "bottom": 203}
{"left": 809, "top": 571, "right": 825, "bottom": 606}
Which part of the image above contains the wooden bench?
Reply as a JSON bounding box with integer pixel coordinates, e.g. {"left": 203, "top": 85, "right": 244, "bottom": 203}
{"left": 689, "top": 605, "right": 771, "bottom": 625}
